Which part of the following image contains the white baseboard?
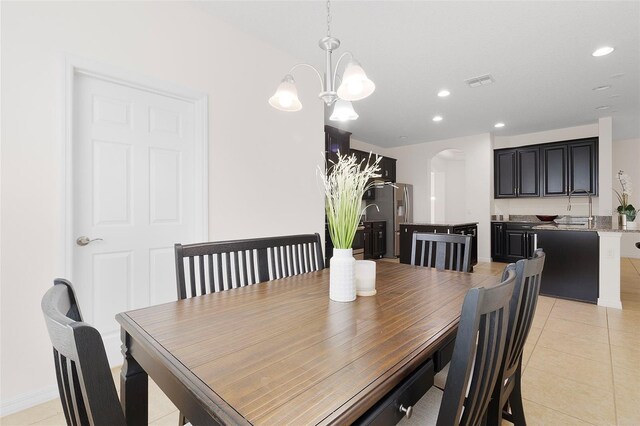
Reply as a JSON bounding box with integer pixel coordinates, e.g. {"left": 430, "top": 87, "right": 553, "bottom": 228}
{"left": 598, "top": 297, "right": 623, "bottom": 309}
{"left": 478, "top": 256, "right": 492, "bottom": 263}
{"left": 0, "top": 385, "right": 59, "bottom": 417}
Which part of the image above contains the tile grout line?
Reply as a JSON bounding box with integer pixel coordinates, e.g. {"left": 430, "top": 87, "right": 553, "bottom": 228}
{"left": 523, "top": 297, "right": 555, "bottom": 372}
{"left": 521, "top": 397, "right": 600, "bottom": 426}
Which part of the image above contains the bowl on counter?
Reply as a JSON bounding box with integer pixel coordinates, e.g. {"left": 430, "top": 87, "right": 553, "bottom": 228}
{"left": 535, "top": 215, "right": 558, "bottom": 222}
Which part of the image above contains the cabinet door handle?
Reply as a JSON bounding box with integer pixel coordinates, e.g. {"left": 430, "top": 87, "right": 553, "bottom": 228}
{"left": 399, "top": 404, "right": 413, "bottom": 419}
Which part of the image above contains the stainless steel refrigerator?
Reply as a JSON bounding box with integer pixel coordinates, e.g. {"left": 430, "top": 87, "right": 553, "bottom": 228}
{"left": 366, "top": 183, "right": 413, "bottom": 257}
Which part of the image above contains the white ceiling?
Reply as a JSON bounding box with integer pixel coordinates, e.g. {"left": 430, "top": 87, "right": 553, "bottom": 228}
{"left": 196, "top": 1, "right": 640, "bottom": 147}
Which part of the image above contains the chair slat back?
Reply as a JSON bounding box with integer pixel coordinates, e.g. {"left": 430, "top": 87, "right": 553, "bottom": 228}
{"left": 411, "top": 232, "right": 472, "bottom": 272}
{"left": 502, "top": 249, "right": 546, "bottom": 382}
{"left": 437, "top": 269, "right": 516, "bottom": 426}
{"left": 42, "top": 279, "right": 126, "bottom": 426}
{"left": 175, "top": 233, "right": 324, "bottom": 299}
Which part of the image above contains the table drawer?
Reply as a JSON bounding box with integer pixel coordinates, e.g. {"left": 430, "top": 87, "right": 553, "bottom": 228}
{"left": 354, "top": 359, "right": 434, "bottom": 426}
{"left": 434, "top": 336, "right": 456, "bottom": 372}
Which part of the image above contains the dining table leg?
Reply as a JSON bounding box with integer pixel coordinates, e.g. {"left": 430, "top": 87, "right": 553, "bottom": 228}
{"left": 120, "top": 329, "right": 148, "bottom": 426}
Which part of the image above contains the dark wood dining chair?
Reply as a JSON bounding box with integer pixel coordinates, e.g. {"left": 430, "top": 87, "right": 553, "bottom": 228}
{"left": 401, "top": 267, "right": 516, "bottom": 425}
{"left": 487, "top": 249, "right": 546, "bottom": 426}
{"left": 41, "top": 279, "right": 126, "bottom": 426}
{"left": 174, "top": 233, "right": 324, "bottom": 299}
{"left": 410, "top": 232, "right": 472, "bottom": 272}
{"left": 175, "top": 233, "right": 324, "bottom": 423}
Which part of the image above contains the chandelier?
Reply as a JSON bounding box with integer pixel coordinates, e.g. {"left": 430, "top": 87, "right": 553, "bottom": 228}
{"left": 268, "top": 0, "right": 375, "bottom": 121}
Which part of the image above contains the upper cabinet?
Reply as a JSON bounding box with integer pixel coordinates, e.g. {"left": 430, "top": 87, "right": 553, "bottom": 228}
{"left": 542, "top": 137, "right": 598, "bottom": 196}
{"left": 494, "top": 147, "right": 539, "bottom": 198}
{"left": 350, "top": 148, "right": 397, "bottom": 183}
{"left": 494, "top": 137, "right": 598, "bottom": 199}
{"left": 325, "top": 125, "right": 351, "bottom": 168}
{"left": 568, "top": 139, "right": 598, "bottom": 195}
{"left": 380, "top": 156, "right": 397, "bottom": 182}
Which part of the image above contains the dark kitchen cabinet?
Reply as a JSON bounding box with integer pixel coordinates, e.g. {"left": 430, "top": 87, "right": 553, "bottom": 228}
{"left": 542, "top": 138, "right": 598, "bottom": 196}
{"left": 569, "top": 139, "right": 598, "bottom": 195}
{"left": 350, "top": 148, "right": 396, "bottom": 183}
{"left": 363, "top": 226, "right": 372, "bottom": 259}
{"left": 536, "top": 230, "right": 599, "bottom": 303}
{"left": 495, "top": 137, "right": 598, "bottom": 199}
{"left": 494, "top": 148, "right": 539, "bottom": 198}
{"left": 380, "top": 157, "right": 397, "bottom": 183}
{"left": 363, "top": 221, "right": 386, "bottom": 259}
{"left": 492, "top": 224, "right": 600, "bottom": 303}
{"left": 494, "top": 150, "right": 516, "bottom": 198}
{"left": 491, "top": 222, "right": 505, "bottom": 259}
{"left": 350, "top": 149, "right": 376, "bottom": 200}
{"left": 505, "top": 230, "right": 528, "bottom": 260}
{"left": 491, "top": 222, "right": 537, "bottom": 263}
{"left": 541, "top": 144, "right": 568, "bottom": 196}
{"left": 325, "top": 125, "right": 351, "bottom": 170}
{"left": 453, "top": 225, "right": 478, "bottom": 266}
{"left": 372, "top": 222, "right": 386, "bottom": 259}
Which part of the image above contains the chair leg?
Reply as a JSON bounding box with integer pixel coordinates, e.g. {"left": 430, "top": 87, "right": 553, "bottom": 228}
{"left": 507, "top": 364, "right": 526, "bottom": 426}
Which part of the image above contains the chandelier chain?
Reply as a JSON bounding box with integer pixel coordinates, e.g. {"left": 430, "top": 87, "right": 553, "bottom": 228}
{"left": 326, "top": 0, "right": 331, "bottom": 36}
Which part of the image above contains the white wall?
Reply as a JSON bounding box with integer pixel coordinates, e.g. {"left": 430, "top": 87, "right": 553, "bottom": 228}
{"left": 0, "top": 2, "right": 324, "bottom": 412}
{"left": 492, "top": 123, "right": 607, "bottom": 217}
{"left": 385, "top": 134, "right": 493, "bottom": 261}
{"left": 613, "top": 138, "right": 640, "bottom": 258}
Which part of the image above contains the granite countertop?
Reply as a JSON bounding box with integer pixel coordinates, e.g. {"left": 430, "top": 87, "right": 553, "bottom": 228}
{"left": 400, "top": 222, "right": 479, "bottom": 227}
{"left": 490, "top": 215, "right": 640, "bottom": 233}
{"left": 531, "top": 223, "right": 640, "bottom": 233}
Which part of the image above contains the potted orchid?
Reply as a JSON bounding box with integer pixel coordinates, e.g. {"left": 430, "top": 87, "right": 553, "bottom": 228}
{"left": 614, "top": 170, "right": 636, "bottom": 227}
{"left": 319, "top": 152, "right": 381, "bottom": 302}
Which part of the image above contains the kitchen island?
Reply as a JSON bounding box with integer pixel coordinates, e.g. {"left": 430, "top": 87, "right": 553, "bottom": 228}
{"left": 491, "top": 216, "right": 640, "bottom": 307}
{"left": 399, "top": 222, "right": 478, "bottom": 270}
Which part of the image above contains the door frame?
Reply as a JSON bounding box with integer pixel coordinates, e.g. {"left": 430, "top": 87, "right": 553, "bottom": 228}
{"left": 60, "top": 54, "right": 209, "bottom": 279}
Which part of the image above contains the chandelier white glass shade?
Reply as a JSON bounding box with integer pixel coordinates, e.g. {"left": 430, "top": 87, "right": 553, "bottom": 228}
{"left": 329, "top": 99, "right": 359, "bottom": 121}
{"left": 268, "top": 75, "right": 302, "bottom": 112}
{"left": 268, "top": 1, "right": 374, "bottom": 120}
{"left": 336, "top": 61, "right": 375, "bottom": 101}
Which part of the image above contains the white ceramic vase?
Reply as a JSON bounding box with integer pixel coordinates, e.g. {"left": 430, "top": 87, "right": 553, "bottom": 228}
{"left": 329, "top": 248, "right": 356, "bottom": 302}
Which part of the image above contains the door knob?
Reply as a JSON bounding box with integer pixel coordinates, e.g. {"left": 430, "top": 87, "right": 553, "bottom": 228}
{"left": 76, "top": 236, "right": 103, "bottom": 246}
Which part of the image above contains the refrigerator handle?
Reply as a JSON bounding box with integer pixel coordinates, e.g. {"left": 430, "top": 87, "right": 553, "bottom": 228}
{"left": 404, "top": 186, "right": 410, "bottom": 223}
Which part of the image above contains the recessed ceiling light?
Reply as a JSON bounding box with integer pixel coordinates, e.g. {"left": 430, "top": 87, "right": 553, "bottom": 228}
{"left": 609, "top": 94, "right": 621, "bottom": 98}
{"left": 399, "top": 136, "right": 408, "bottom": 140}
{"left": 595, "top": 105, "right": 611, "bottom": 110}
{"left": 592, "top": 46, "right": 614, "bottom": 57}
{"left": 592, "top": 85, "right": 611, "bottom": 91}
{"left": 610, "top": 73, "right": 625, "bottom": 79}
{"left": 494, "top": 122, "right": 505, "bottom": 128}
{"left": 437, "top": 90, "right": 450, "bottom": 97}
{"left": 432, "top": 115, "right": 443, "bottom": 122}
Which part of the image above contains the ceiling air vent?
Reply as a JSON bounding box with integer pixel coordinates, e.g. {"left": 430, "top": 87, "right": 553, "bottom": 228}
{"left": 465, "top": 74, "right": 495, "bottom": 88}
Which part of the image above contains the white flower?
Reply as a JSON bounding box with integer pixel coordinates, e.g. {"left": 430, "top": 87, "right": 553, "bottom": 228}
{"left": 618, "top": 170, "right": 632, "bottom": 195}
{"left": 318, "top": 152, "right": 382, "bottom": 249}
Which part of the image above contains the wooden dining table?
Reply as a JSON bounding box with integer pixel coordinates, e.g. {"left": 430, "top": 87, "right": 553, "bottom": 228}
{"left": 116, "top": 261, "right": 498, "bottom": 426}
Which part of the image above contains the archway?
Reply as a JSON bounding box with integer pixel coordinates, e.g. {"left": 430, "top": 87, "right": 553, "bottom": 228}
{"left": 430, "top": 149, "right": 466, "bottom": 223}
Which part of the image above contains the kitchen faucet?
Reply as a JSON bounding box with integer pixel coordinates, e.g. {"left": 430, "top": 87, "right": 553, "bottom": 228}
{"left": 567, "top": 189, "right": 593, "bottom": 227}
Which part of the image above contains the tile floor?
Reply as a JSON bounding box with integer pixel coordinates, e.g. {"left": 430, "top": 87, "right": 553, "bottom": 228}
{"left": 3, "top": 259, "right": 640, "bottom": 426}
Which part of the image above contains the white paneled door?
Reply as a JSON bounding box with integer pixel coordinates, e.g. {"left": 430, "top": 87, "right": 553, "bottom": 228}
{"left": 72, "top": 72, "right": 202, "bottom": 364}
